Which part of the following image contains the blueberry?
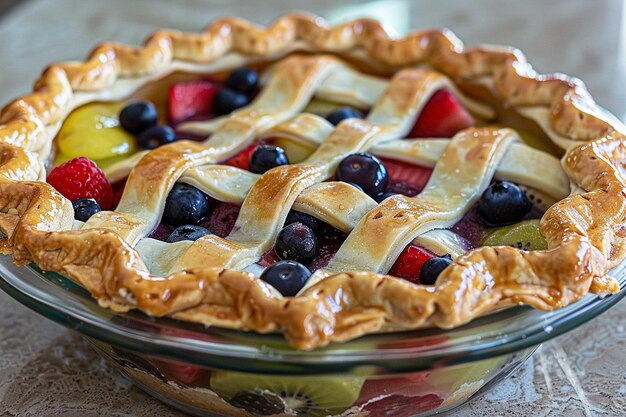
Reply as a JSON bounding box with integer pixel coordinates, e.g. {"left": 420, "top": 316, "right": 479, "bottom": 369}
{"left": 419, "top": 254, "right": 453, "bottom": 285}
{"left": 166, "top": 225, "right": 211, "bottom": 243}
{"left": 163, "top": 183, "right": 212, "bottom": 227}
{"left": 249, "top": 145, "right": 289, "bottom": 174}
{"left": 477, "top": 181, "right": 531, "bottom": 226}
{"left": 214, "top": 87, "right": 249, "bottom": 115}
{"left": 229, "top": 391, "right": 285, "bottom": 415}
{"left": 226, "top": 67, "right": 259, "bottom": 94}
{"left": 336, "top": 153, "right": 388, "bottom": 198}
{"left": 136, "top": 125, "right": 176, "bottom": 150}
{"left": 260, "top": 260, "right": 312, "bottom": 296}
{"left": 72, "top": 198, "right": 101, "bottom": 222}
{"left": 119, "top": 101, "right": 158, "bottom": 135}
{"left": 326, "top": 107, "right": 364, "bottom": 126}
{"left": 285, "top": 210, "right": 321, "bottom": 234}
{"left": 275, "top": 222, "right": 318, "bottom": 262}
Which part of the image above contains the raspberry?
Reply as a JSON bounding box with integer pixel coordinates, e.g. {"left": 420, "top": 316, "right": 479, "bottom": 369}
{"left": 47, "top": 157, "right": 113, "bottom": 210}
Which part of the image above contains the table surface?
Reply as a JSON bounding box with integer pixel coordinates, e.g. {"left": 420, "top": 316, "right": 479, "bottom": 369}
{"left": 1, "top": 0, "right": 626, "bottom": 416}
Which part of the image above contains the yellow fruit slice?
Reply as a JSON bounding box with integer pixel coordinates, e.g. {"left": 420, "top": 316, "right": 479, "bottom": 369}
{"left": 269, "top": 137, "right": 315, "bottom": 163}
{"left": 303, "top": 98, "right": 347, "bottom": 116}
{"left": 57, "top": 102, "right": 136, "bottom": 161}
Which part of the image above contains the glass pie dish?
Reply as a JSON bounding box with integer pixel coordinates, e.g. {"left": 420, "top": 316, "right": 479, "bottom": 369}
{"left": 2, "top": 11, "right": 626, "bottom": 417}
{"left": 1, "top": 256, "right": 624, "bottom": 417}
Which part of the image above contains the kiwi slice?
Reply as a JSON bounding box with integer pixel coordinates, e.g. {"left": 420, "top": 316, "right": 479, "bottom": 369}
{"left": 480, "top": 219, "right": 548, "bottom": 251}
{"left": 211, "top": 370, "right": 364, "bottom": 417}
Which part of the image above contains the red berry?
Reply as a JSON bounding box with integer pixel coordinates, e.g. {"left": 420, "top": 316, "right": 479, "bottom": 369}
{"left": 47, "top": 157, "right": 113, "bottom": 209}
{"left": 222, "top": 142, "right": 263, "bottom": 171}
{"left": 389, "top": 244, "right": 436, "bottom": 284}
{"left": 168, "top": 80, "right": 220, "bottom": 124}
{"left": 362, "top": 393, "right": 444, "bottom": 417}
{"left": 409, "top": 89, "right": 474, "bottom": 138}
{"left": 379, "top": 157, "right": 432, "bottom": 196}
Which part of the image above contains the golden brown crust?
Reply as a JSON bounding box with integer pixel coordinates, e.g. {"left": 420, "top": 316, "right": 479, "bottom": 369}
{"left": 0, "top": 14, "right": 624, "bottom": 349}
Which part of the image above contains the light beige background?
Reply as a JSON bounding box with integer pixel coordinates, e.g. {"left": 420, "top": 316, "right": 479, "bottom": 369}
{"left": 0, "top": 0, "right": 625, "bottom": 416}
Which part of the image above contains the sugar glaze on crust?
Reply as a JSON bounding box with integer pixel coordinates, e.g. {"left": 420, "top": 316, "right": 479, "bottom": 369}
{"left": 0, "top": 14, "right": 624, "bottom": 349}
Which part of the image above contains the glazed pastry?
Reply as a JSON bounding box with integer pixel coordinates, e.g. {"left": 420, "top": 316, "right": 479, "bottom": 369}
{"left": 0, "top": 14, "right": 624, "bottom": 350}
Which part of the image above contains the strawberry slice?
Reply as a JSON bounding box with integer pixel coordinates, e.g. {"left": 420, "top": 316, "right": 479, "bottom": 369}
{"left": 222, "top": 143, "right": 258, "bottom": 170}
{"left": 379, "top": 157, "right": 432, "bottom": 196}
{"left": 362, "top": 393, "right": 444, "bottom": 417}
{"left": 409, "top": 89, "right": 474, "bottom": 138}
{"left": 389, "top": 244, "right": 436, "bottom": 284}
{"left": 162, "top": 361, "right": 206, "bottom": 386}
{"left": 156, "top": 327, "right": 209, "bottom": 385}
{"left": 168, "top": 80, "right": 220, "bottom": 124}
{"left": 222, "top": 140, "right": 268, "bottom": 171}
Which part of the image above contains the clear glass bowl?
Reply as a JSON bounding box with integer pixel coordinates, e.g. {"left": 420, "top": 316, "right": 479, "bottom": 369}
{"left": 1, "top": 254, "right": 624, "bottom": 417}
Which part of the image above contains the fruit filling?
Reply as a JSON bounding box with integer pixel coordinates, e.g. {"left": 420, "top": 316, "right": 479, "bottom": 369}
{"left": 146, "top": 190, "right": 241, "bottom": 242}
{"left": 168, "top": 80, "right": 220, "bottom": 124}
{"left": 381, "top": 158, "right": 432, "bottom": 197}
{"left": 48, "top": 64, "right": 554, "bottom": 298}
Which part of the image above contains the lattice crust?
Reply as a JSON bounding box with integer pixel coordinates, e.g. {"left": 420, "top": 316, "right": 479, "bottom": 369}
{"left": 0, "top": 13, "right": 625, "bottom": 349}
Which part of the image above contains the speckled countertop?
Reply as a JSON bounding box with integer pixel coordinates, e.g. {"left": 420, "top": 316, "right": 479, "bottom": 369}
{"left": 1, "top": 0, "right": 626, "bottom": 416}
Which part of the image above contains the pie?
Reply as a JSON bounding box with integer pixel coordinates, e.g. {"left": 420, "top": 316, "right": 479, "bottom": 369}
{"left": 0, "top": 14, "right": 624, "bottom": 350}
